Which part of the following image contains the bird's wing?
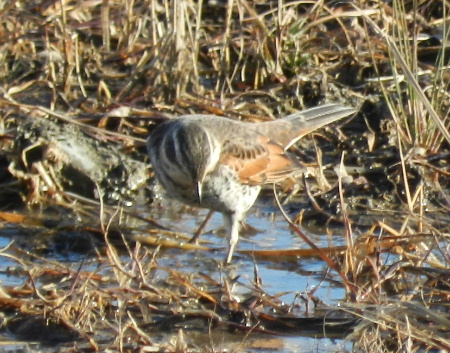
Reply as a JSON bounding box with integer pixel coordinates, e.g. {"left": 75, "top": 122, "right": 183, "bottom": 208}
{"left": 220, "top": 135, "right": 294, "bottom": 185}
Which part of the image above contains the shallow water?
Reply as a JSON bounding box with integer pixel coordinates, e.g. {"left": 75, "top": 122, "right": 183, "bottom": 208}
{"left": 0, "top": 197, "right": 352, "bottom": 353}
{"left": 142, "top": 198, "right": 351, "bottom": 352}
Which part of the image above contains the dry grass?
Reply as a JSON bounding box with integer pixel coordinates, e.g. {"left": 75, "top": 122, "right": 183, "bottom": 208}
{"left": 0, "top": 0, "right": 450, "bottom": 352}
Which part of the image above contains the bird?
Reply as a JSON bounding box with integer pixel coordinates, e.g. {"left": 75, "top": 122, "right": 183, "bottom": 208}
{"left": 146, "top": 103, "right": 355, "bottom": 264}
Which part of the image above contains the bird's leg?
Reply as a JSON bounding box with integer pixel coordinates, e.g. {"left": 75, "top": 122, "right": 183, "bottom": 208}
{"left": 223, "top": 212, "right": 241, "bottom": 264}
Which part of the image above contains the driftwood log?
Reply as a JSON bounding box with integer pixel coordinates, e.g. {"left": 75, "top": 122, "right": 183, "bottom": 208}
{"left": 5, "top": 115, "right": 149, "bottom": 206}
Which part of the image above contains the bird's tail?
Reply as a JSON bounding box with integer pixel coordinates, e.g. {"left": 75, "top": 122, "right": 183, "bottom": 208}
{"left": 258, "top": 104, "right": 356, "bottom": 149}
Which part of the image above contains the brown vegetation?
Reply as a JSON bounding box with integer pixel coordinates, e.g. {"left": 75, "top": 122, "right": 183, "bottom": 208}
{"left": 0, "top": 0, "right": 450, "bottom": 352}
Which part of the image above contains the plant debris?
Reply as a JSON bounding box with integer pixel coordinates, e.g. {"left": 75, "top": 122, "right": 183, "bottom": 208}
{"left": 0, "top": 1, "right": 450, "bottom": 352}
